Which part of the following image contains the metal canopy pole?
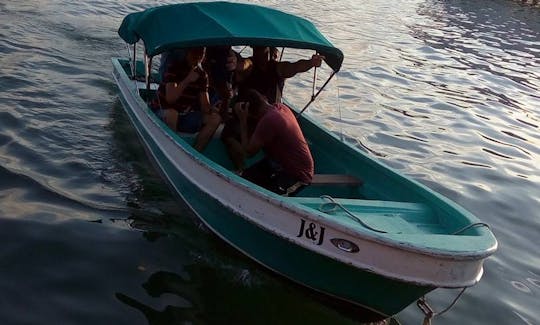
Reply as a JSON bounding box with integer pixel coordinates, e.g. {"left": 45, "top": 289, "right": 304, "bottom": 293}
{"left": 145, "top": 54, "right": 153, "bottom": 101}
{"left": 296, "top": 70, "right": 337, "bottom": 117}
{"left": 131, "top": 43, "right": 137, "bottom": 78}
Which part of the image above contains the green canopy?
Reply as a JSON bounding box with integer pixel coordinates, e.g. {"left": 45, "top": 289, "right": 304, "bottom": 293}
{"left": 118, "top": 1, "right": 344, "bottom": 72}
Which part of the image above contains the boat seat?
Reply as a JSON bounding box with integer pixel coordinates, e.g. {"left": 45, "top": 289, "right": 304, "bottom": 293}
{"left": 290, "top": 197, "right": 437, "bottom": 233}
{"left": 311, "top": 174, "right": 363, "bottom": 186}
{"left": 292, "top": 197, "right": 428, "bottom": 212}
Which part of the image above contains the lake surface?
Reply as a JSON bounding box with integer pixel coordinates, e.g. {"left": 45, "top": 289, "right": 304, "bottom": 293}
{"left": 1, "top": 0, "right": 539, "bottom": 324}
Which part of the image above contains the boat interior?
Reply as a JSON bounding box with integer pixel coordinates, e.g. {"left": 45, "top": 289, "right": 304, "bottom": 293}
{"left": 128, "top": 60, "right": 365, "bottom": 197}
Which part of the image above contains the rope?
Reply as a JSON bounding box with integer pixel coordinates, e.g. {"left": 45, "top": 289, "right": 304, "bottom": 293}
{"left": 417, "top": 287, "right": 467, "bottom": 325}
{"left": 318, "top": 195, "right": 387, "bottom": 233}
{"left": 452, "top": 222, "right": 491, "bottom": 235}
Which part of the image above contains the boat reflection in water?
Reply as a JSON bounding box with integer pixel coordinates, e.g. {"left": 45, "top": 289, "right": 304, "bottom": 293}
{"left": 114, "top": 207, "right": 401, "bottom": 324}
{"left": 115, "top": 261, "right": 402, "bottom": 325}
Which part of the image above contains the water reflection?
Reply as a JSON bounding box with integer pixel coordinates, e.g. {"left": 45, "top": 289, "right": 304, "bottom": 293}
{"left": 115, "top": 269, "right": 206, "bottom": 324}
{"left": 116, "top": 192, "right": 397, "bottom": 324}
{"left": 411, "top": 0, "right": 540, "bottom": 101}
{"left": 381, "top": 0, "right": 540, "bottom": 185}
{"left": 115, "top": 263, "right": 398, "bottom": 325}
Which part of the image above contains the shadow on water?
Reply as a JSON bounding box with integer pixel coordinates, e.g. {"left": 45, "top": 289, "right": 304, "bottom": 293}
{"left": 114, "top": 260, "right": 399, "bottom": 325}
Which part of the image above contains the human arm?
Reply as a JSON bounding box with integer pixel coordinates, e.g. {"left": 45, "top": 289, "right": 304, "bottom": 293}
{"left": 275, "top": 54, "right": 325, "bottom": 79}
{"left": 164, "top": 67, "right": 201, "bottom": 104}
{"left": 198, "top": 91, "right": 212, "bottom": 115}
{"left": 235, "top": 102, "right": 262, "bottom": 157}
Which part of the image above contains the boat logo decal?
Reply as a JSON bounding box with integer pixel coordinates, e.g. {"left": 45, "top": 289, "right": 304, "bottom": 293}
{"left": 297, "top": 219, "right": 325, "bottom": 245}
{"left": 330, "top": 238, "right": 359, "bottom": 253}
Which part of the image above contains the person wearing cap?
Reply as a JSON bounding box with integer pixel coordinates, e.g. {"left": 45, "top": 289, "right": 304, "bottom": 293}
{"left": 237, "top": 46, "right": 325, "bottom": 104}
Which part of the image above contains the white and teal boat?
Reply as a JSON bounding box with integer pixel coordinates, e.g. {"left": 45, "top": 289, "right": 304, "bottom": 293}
{"left": 112, "top": 2, "right": 497, "bottom": 320}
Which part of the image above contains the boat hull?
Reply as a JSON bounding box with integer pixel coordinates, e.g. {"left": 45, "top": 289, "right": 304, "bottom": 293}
{"left": 181, "top": 179, "right": 434, "bottom": 317}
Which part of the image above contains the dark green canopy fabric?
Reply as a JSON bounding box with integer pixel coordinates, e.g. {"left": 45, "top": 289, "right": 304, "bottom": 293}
{"left": 118, "top": 1, "right": 343, "bottom": 71}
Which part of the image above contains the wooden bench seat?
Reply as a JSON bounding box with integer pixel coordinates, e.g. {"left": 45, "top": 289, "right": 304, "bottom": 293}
{"left": 311, "top": 174, "right": 363, "bottom": 186}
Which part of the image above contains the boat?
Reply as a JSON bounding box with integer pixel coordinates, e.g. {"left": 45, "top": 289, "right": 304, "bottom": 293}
{"left": 111, "top": 2, "right": 497, "bottom": 321}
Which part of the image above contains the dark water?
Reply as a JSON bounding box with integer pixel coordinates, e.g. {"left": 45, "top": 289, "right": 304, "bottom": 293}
{"left": 1, "top": 0, "right": 539, "bottom": 324}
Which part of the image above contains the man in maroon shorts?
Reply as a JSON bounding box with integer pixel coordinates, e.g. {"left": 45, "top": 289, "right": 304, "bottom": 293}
{"left": 234, "top": 89, "right": 313, "bottom": 196}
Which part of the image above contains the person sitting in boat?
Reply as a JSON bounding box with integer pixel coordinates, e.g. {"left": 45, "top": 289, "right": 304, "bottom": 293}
{"left": 158, "top": 48, "right": 186, "bottom": 78}
{"left": 221, "top": 47, "right": 324, "bottom": 172}
{"left": 233, "top": 89, "right": 314, "bottom": 196}
{"left": 204, "top": 46, "right": 241, "bottom": 117}
{"left": 155, "top": 47, "right": 221, "bottom": 152}
{"left": 237, "top": 46, "right": 325, "bottom": 104}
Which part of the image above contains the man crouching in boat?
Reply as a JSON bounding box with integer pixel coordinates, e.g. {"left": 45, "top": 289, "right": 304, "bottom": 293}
{"left": 155, "top": 47, "right": 221, "bottom": 152}
{"left": 234, "top": 89, "right": 313, "bottom": 196}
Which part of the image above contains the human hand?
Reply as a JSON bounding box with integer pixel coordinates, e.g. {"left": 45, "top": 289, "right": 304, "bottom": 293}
{"left": 271, "top": 47, "right": 280, "bottom": 61}
{"left": 211, "top": 100, "right": 222, "bottom": 113}
{"left": 185, "top": 66, "right": 201, "bottom": 84}
{"left": 234, "top": 102, "right": 250, "bottom": 123}
{"left": 311, "top": 54, "right": 325, "bottom": 68}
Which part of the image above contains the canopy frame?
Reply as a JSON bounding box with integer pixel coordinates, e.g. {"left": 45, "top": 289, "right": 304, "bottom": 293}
{"left": 118, "top": 2, "right": 343, "bottom": 71}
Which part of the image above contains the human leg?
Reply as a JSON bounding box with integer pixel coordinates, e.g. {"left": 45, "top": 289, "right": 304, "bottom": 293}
{"left": 177, "top": 111, "right": 203, "bottom": 133}
{"left": 242, "top": 159, "right": 306, "bottom": 196}
{"left": 193, "top": 111, "right": 221, "bottom": 152}
{"left": 222, "top": 137, "right": 245, "bottom": 172}
{"left": 241, "top": 158, "right": 274, "bottom": 189}
{"left": 220, "top": 118, "right": 245, "bottom": 171}
{"left": 163, "top": 109, "right": 179, "bottom": 131}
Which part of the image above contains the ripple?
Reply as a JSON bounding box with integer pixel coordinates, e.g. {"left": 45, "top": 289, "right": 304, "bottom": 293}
{"left": 512, "top": 281, "right": 531, "bottom": 294}
{"left": 0, "top": 111, "right": 24, "bottom": 129}
{"left": 461, "top": 161, "right": 492, "bottom": 169}
{"left": 526, "top": 278, "right": 540, "bottom": 288}
{"left": 0, "top": 163, "right": 126, "bottom": 217}
{"left": 501, "top": 130, "right": 529, "bottom": 142}
{"left": 516, "top": 118, "right": 538, "bottom": 129}
{"left": 480, "top": 133, "right": 531, "bottom": 157}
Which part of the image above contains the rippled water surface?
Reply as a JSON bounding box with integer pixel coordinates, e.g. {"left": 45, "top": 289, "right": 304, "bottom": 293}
{"left": 1, "top": 0, "right": 539, "bottom": 324}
